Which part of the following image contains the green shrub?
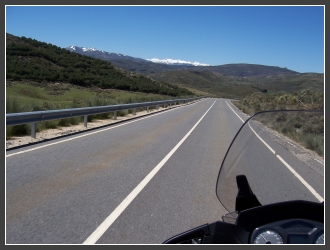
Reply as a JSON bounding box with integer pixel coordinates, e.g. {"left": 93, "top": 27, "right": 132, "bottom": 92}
{"left": 304, "top": 134, "right": 324, "bottom": 156}
{"left": 6, "top": 124, "right": 30, "bottom": 138}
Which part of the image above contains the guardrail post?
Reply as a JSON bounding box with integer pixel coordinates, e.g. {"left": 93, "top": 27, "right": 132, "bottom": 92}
{"left": 114, "top": 111, "right": 117, "bottom": 120}
{"left": 147, "top": 106, "right": 149, "bottom": 113}
{"left": 84, "top": 115, "right": 88, "bottom": 127}
{"left": 133, "top": 108, "right": 136, "bottom": 115}
{"left": 30, "top": 122, "right": 36, "bottom": 139}
{"left": 6, "top": 98, "right": 203, "bottom": 132}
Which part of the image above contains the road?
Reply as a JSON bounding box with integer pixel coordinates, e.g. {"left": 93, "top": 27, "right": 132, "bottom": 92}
{"left": 6, "top": 98, "right": 324, "bottom": 244}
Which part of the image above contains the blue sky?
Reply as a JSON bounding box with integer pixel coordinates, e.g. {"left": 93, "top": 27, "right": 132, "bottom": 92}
{"left": 6, "top": 5, "right": 324, "bottom": 73}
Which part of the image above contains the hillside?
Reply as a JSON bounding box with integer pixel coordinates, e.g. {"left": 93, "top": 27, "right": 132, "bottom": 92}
{"left": 6, "top": 33, "right": 194, "bottom": 97}
{"left": 147, "top": 70, "right": 324, "bottom": 98}
{"left": 66, "top": 45, "right": 323, "bottom": 98}
{"left": 6, "top": 33, "right": 324, "bottom": 99}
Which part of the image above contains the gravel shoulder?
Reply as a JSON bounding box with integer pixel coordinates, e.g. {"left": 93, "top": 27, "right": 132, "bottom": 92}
{"left": 6, "top": 104, "right": 180, "bottom": 150}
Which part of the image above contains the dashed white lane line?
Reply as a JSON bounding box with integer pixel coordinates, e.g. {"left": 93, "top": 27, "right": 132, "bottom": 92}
{"left": 83, "top": 100, "right": 217, "bottom": 244}
{"left": 314, "top": 158, "right": 324, "bottom": 165}
{"left": 287, "top": 141, "right": 296, "bottom": 147}
{"left": 226, "top": 101, "right": 323, "bottom": 202}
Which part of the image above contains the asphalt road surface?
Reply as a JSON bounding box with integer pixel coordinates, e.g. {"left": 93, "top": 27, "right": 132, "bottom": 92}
{"left": 6, "top": 98, "right": 324, "bottom": 244}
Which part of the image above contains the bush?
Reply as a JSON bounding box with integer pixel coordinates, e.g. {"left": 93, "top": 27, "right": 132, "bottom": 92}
{"left": 234, "top": 90, "right": 323, "bottom": 116}
{"left": 6, "top": 124, "right": 30, "bottom": 138}
{"left": 304, "top": 134, "right": 324, "bottom": 156}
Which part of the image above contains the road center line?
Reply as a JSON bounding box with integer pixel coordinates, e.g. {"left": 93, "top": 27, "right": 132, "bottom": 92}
{"left": 6, "top": 99, "right": 205, "bottom": 158}
{"left": 225, "top": 100, "right": 323, "bottom": 202}
{"left": 83, "top": 100, "right": 217, "bottom": 244}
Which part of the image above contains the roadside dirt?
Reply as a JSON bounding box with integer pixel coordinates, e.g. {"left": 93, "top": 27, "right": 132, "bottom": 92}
{"left": 6, "top": 104, "right": 180, "bottom": 150}
{"left": 227, "top": 100, "right": 324, "bottom": 176}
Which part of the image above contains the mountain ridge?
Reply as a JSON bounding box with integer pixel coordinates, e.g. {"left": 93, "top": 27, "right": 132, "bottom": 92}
{"left": 65, "top": 45, "right": 299, "bottom": 77}
{"left": 6, "top": 33, "right": 323, "bottom": 99}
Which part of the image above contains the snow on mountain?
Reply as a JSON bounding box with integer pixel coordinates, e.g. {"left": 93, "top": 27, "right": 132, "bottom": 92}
{"left": 67, "top": 46, "right": 210, "bottom": 66}
{"left": 146, "top": 58, "right": 210, "bottom": 66}
{"left": 82, "top": 47, "right": 98, "bottom": 52}
{"left": 67, "top": 46, "right": 127, "bottom": 56}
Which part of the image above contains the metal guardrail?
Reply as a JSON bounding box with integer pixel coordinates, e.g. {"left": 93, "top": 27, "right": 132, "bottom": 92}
{"left": 6, "top": 97, "right": 204, "bottom": 138}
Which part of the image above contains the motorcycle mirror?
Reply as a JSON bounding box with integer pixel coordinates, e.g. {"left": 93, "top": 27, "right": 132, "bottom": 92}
{"left": 235, "top": 175, "right": 261, "bottom": 213}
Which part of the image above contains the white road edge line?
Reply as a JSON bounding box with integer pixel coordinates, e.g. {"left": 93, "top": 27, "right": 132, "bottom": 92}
{"left": 247, "top": 123, "right": 275, "bottom": 154}
{"left": 225, "top": 100, "right": 245, "bottom": 123}
{"left": 225, "top": 101, "right": 323, "bottom": 202}
{"left": 248, "top": 123, "right": 323, "bottom": 202}
{"left": 83, "top": 100, "right": 217, "bottom": 244}
{"left": 6, "top": 99, "right": 205, "bottom": 158}
{"left": 276, "top": 154, "right": 324, "bottom": 202}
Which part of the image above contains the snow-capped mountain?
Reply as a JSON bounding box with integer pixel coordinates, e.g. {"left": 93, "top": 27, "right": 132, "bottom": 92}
{"left": 65, "top": 46, "right": 298, "bottom": 77}
{"left": 67, "top": 46, "right": 128, "bottom": 58}
{"left": 66, "top": 46, "right": 210, "bottom": 67}
{"left": 146, "top": 58, "right": 210, "bottom": 66}
{"left": 65, "top": 45, "right": 213, "bottom": 74}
